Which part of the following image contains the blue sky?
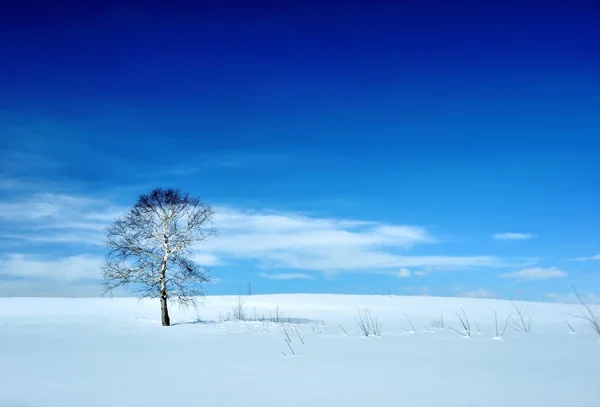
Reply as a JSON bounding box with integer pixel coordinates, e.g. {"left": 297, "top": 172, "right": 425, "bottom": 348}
{"left": 1, "top": 2, "right": 599, "bottom": 302}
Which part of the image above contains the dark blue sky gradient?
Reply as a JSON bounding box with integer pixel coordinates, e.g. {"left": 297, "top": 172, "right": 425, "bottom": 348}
{"left": 1, "top": 1, "right": 599, "bottom": 298}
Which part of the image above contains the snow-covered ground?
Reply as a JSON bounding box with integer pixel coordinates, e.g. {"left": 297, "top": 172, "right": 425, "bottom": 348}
{"left": 1, "top": 294, "right": 599, "bottom": 406}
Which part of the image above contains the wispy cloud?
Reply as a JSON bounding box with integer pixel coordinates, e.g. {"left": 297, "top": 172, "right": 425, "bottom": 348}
{"left": 0, "top": 191, "right": 524, "bottom": 296}
{"left": 0, "top": 193, "right": 126, "bottom": 246}
{"left": 571, "top": 254, "right": 600, "bottom": 261}
{"left": 190, "top": 253, "right": 220, "bottom": 266}
{"left": 0, "top": 253, "right": 104, "bottom": 282}
{"left": 203, "top": 206, "right": 511, "bottom": 273}
{"left": 258, "top": 272, "right": 316, "bottom": 280}
{"left": 493, "top": 232, "right": 536, "bottom": 240}
{"left": 500, "top": 267, "right": 568, "bottom": 281}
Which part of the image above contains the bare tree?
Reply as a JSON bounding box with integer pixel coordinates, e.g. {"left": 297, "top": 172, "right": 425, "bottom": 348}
{"left": 101, "top": 188, "right": 216, "bottom": 326}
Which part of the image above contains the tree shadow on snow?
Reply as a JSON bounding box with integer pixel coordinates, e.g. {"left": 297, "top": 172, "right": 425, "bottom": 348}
{"left": 171, "top": 319, "right": 220, "bottom": 326}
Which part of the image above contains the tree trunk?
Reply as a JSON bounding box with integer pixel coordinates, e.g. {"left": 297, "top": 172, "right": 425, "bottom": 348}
{"left": 159, "top": 258, "right": 170, "bottom": 326}
{"left": 160, "top": 293, "right": 170, "bottom": 326}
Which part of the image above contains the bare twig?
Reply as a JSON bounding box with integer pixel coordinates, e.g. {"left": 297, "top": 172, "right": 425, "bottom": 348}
{"left": 293, "top": 326, "right": 305, "bottom": 344}
{"left": 338, "top": 324, "right": 349, "bottom": 336}
{"left": 270, "top": 306, "right": 284, "bottom": 323}
{"left": 565, "top": 319, "right": 576, "bottom": 334}
{"left": 567, "top": 285, "right": 600, "bottom": 337}
{"left": 450, "top": 308, "right": 471, "bottom": 337}
{"left": 403, "top": 313, "right": 416, "bottom": 333}
{"left": 282, "top": 324, "right": 292, "bottom": 343}
{"left": 284, "top": 338, "right": 295, "bottom": 356}
{"left": 511, "top": 302, "right": 532, "bottom": 333}
{"left": 281, "top": 324, "right": 296, "bottom": 356}
{"left": 494, "top": 310, "right": 512, "bottom": 339}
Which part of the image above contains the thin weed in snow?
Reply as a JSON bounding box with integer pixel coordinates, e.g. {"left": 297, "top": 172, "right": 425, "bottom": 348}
{"left": 218, "top": 296, "right": 248, "bottom": 322}
{"left": 281, "top": 323, "right": 305, "bottom": 357}
{"left": 449, "top": 308, "right": 472, "bottom": 338}
{"left": 218, "top": 301, "right": 317, "bottom": 327}
{"left": 270, "top": 306, "right": 285, "bottom": 323}
{"left": 567, "top": 286, "right": 600, "bottom": 337}
{"left": 233, "top": 296, "right": 247, "bottom": 321}
{"left": 293, "top": 325, "right": 305, "bottom": 344}
{"left": 338, "top": 324, "right": 349, "bottom": 336}
{"left": 427, "top": 315, "right": 445, "bottom": 331}
{"left": 565, "top": 319, "right": 576, "bottom": 334}
{"left": 493, "top": 310, "right": 512, "bottom": 340}
{"left": 510, "top": 302, "right": 533, "bottom": 333}
{"left": 283, "top": 337, "right": 295, "bottom": 356}
{"left": 355, "top": 307, "right": 382, "bottom": 337}
{"left": 403, "top": 313, "right": 416, "bottom": 334}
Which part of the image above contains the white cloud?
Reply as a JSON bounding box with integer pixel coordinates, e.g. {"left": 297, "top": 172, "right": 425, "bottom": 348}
{"left": 0, "top": 253, "right": 104, "bottom": 282}
{"left": 210, "top": 207, "right": 431, "bottom": 249}
{"left": 250, "top": 250, "right": 502, "bottom": 271}
{"left": 414, "top": 271, "right": 427, "bottom": 276}
{"left": 397, "top": 268, "right": 411, "bottom": 278}
{"left": 572, "top": 254, "right": 600, "bottom": 261}
{"left": 191, "top": 253, "right": 220, "bottom": 266}
{"left": 500, "top": 267, "right": 568, "bottom": 281}
{"left": 493, "top": 233, "right": 535, "bottom": 240}
{"left": 0, "top": 193, "right": 126, "bottom": 246}
{"left": 203, "top": 206, "right": 508, "bottom": 273}
{"left": 0, "top": 193, "right": 516, "bottom": 293}
{"left": 258, "top": 272, "right": 316, "bottom": 281}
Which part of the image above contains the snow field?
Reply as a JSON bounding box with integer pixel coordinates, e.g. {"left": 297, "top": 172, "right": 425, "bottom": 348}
{"left": 1, "top": 294, "right": 599, "bottom": 406}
